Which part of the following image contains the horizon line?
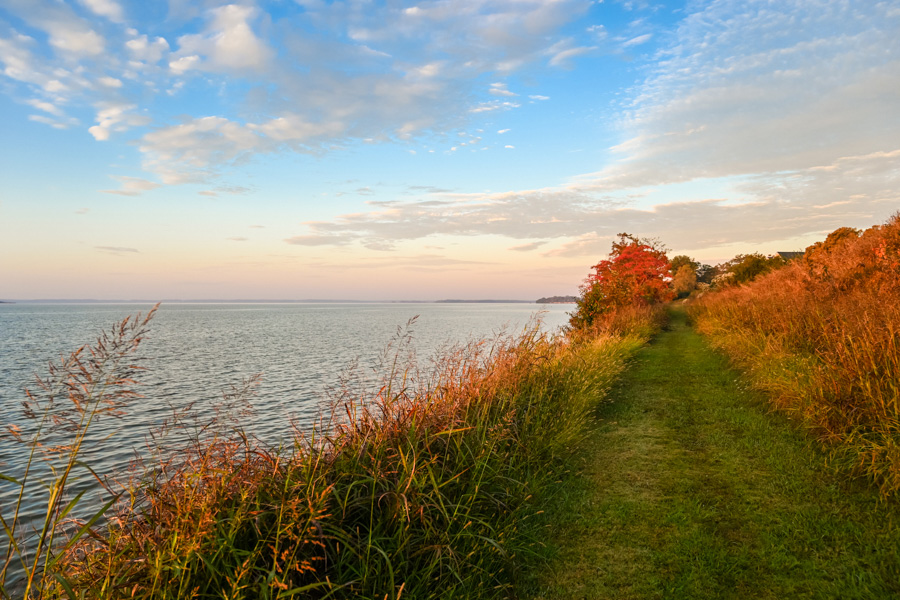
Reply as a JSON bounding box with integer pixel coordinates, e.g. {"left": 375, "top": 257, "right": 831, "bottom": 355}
{"left": 0, "top": 298, "right": 549, "bottom": 304}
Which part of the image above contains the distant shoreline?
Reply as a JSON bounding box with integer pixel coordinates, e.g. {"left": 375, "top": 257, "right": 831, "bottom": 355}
{"left": 536, "top": 295, "right": 578, "bottom": 304}
{"left": 1, "top": 298, "right": 544, "bottom": 305}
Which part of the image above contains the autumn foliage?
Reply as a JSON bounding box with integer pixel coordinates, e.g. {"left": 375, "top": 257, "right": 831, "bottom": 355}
{"left": 570, "top": 233, "right": 674, "bottom": 329}
{"left": 690, "top": 214, "right": 900, "bottom": 495}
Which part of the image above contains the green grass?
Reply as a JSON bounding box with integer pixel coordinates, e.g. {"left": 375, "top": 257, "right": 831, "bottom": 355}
{"left": 523, "top": 306, "right": 900, "bottom": 599}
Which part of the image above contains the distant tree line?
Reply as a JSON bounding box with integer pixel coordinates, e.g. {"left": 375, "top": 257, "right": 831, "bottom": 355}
{"left": 536, "top": 296, "right": 578, "bottom": 304}
{"left": 568, "top": 229, "right": 846, "bottom": 329}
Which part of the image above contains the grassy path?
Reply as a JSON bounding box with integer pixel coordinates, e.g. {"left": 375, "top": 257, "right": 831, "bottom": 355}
{"left": 524, "top": 307, "right": 900, "bottom": 599}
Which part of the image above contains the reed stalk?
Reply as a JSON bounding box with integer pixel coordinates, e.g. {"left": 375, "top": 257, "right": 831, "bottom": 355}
{"left": 1, "top": 305, "right": 158, "bottom": 599}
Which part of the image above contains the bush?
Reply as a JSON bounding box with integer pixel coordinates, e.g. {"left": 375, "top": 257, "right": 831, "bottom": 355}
{"left": 570, "top": 233, "right": 673, "bottom": 330}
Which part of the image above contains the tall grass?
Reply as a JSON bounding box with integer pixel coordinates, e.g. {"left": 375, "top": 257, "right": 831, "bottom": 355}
{"left": 690, "top": 214, "right": 900, "bottom": 496}
{"left": 3, "top": 306, "right": 660, "bottom": 599}
{"left": 1, "top": 305, "right": 158, "bottom": 599}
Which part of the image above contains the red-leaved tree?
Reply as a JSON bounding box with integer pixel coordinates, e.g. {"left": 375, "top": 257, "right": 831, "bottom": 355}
{"left": 570, "top": 233, "right": 673, "bottom": 328}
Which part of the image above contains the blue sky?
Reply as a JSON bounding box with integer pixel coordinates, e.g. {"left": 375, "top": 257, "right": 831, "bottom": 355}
{"left": 1, "top": 0, "right": 898, "bottom": 300}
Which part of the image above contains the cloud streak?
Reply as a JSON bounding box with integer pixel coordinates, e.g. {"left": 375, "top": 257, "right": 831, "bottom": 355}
{"left": 95, "top": 245, "right": 138, "bottom": 254}
{"left": 282, "top": 151, "right": 899, "bottom": 256}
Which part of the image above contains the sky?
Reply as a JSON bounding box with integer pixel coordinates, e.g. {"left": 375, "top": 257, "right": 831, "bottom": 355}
{"left": 1, "top": 0, "right": 898, "bottom": 300}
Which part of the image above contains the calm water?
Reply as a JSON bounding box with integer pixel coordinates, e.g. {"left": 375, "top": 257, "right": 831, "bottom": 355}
{"left": 0, "top": 301, "right": 570, "bottom": 571}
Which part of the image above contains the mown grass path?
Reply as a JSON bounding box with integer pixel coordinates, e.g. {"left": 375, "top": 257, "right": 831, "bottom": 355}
{"left": 524, "top": 307, "right": 900, "bottom": 599}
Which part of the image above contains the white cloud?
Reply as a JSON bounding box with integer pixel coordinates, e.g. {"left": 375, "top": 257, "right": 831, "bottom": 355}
{"left": 504, "top": 145, "right": 515, "bottom": 149}
{"left": 169, "top": 55, "right": 200, "bottom": 74}
{"left": 172, "top": 5, "right": 273, "bottom": 73}
{"left": 250, "top": 114, "right": 345, "bottom": 143}
{"left": 139, "top": 117, "right": 251, "bottom": 183}
{"left": 546, "top": 39, "right": 596, "bottom": 68}
{"left": 470, "top": 100, "right": 521, "bottom": 113}
{"left": 49, "top": 26, "right": 105, "bottom": 57}
{"left": 44, "top": 79, "right": 68, "bottom": 93}
{"left": 587, "top": 24, "right": 607, "bottom": 40}
{"left": 77, "top": 0, "right": 125, "bottom": 23}
{"left": 100, "top": 176, "right": 162, "bottom": 196}
{"left": 497, "top": 128, "right": 511, "bottom": 134}
{"left": 2, "top": 0, "right": 113, "bottom": 59}
{"left": 489, "top": 82, "right": 517, "bottom": 97}
{"left": 126, "top": 35, "right": 170, "bottom": 63}
{"left": 89, "top": 103, "right": 149, "bottom": 141}
{"left": 509, "top": 241, "right": 547, "bottom": 251}
{"left": 0, "top": 34, "right": 74, "bottom": 92}
{"left": 0, "top": 34, "right": 37, "bottom": 82}
{"left": 621, "top": 33, "right": 652, "bottom": 47}
{"left": 26, "top": 98, "right": 64, "bottom": 116}
{"left": 408, "top": 61, "right": 442, "bottom": 78}
{"left": 28, "top": 114, "right": 68, "bottom": 129}
{"left": 330, "top": 0, "right": 593, "bottom": 73}
{"left": 88, "top": 125, "right": 109, "bottom": 140}
{"left": 95, "top": 245, "right": 139, "bottom": 254}
{"left": 98, "top": 76, "right": 122, "bottom": 88}
{"left": 529, "top": 95, "right": 549, "bottom": 101}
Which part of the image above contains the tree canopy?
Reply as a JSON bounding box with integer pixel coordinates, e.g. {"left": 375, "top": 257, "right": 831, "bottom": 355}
{"left": 570, "top": 233, "right": 673, "bottom": 329}
{"left": 714, "top": 253, "right": 785, "bottom": 286}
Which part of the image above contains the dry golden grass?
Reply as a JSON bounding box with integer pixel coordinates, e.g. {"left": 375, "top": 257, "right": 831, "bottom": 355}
{"left": 690, "top": 214, "right": 900, "bottom": 495}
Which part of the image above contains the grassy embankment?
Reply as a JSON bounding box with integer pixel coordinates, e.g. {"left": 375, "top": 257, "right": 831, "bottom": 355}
{"left": 1, "top": 306, "right": 663, "bottom": 599}
{"left": 689, "top": 215, "right": 900, "bottom": 495}
{"left": 524, "top": 307, "right": 900, "bottom": 599}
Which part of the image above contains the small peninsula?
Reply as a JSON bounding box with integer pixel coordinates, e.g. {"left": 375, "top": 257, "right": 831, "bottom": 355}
{"left": 536, "top": 296, "right": 577, "bottom": 304}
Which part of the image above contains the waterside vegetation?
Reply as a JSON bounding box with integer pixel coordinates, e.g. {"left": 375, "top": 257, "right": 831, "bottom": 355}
{"left": 1, "top": 301, "right": 663, "bottom": 599}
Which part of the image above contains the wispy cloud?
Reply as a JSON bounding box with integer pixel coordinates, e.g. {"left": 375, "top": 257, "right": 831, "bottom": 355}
{"left": 509, "top": 241, "right": 547, "bottom": 252}
{"left": 621, "top": 33, "right": 652, "bottom": 47}
{"left": 95, "top": 245, "right": 138, "bottom": 254}
{"left": 28, "top": 114, "right": 69, "bottom": 129}
{"left": 169, "top": 5, "right": 273, "bottom": 74}
{"left": 284, "top": 234, "right": 352, "bottom": 247}
{"left": 594, "top": 1, "right": 900, "bottom": 190}
{"left": 280, "top": 150, "right": 899, "bottom": 257}
{"left": 547, "top": 42, "right": 597, "bottom": 68}
{"left": 100, "top": 176, "right": 161, "bottom": 196}
{"left": 77, "top": 0, "right": 124, "bottom": 23}
{"left": 489, "top": 82, "right": 517, "bottom": 97}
